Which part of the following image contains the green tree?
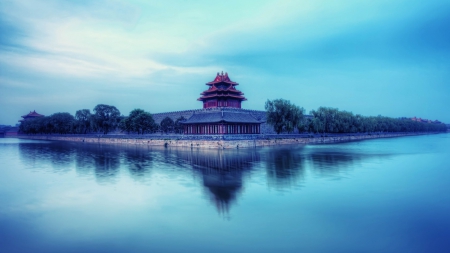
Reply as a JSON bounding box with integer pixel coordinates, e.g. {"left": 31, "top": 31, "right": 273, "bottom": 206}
{"left": 133, "top": 111, "right": 157, "bottom": 134}
{"left": 120, "top": 109, "right": 157, "bottom": 134}
{"left": 119, "top": 116, "right": 132, "bottom": 134}
{"left": 297, "top": 117, "right": 310, "bottom": 133}
{"left": 265, "top": 99, "right": 304, "bottom": 134}
{"left": 174, "top": 116, "right": 186, "bottom": 134}
{"left": 160, "top": 116, "right": 174, "bottom": 134}
{"left": 49, "top": 112, "right": 74, "bottom": 134}
{"left": 74, "top": 109, "right": 92, "bottom": 134}
{"left": 92, "top": 104, "right": 121, "bottom": 134}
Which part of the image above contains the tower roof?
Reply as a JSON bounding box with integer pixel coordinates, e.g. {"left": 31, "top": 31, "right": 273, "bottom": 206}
{"left": 206, "top": 72, "right": 238, "bottom": 86}
{"left": 21, "top": 110, "right": 44, "bottom": 118}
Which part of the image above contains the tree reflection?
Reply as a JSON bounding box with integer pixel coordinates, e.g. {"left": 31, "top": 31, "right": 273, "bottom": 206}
{"left": 123, "top": 146, "right": 153, "bottom": 182}
{"left": 264, "top": 147, "right": 306, "bottom": 190}
{"left": 304, "top": 145, "right": 392, "bottom": 178}
{"left": 75, "top": 144, "right": 122, "bottom": 183}
{"left": 308, "top": 151, "right": 360, "bottom": 177}
{"left": 92, "top": 147, "right": 121, "bottom": 183}
{"left": 19, "top": 142, "right": 75, "bottom": 173}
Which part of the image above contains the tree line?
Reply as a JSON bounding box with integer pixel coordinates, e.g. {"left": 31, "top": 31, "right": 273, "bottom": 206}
{"left": 19, "top": 104, "right": 186, "bottom": 135}
{"left": 19, "top": 101, "right": 447, "bottom": 135}
{"left": 265, "top": 99, "right": 447, "bottom": 134}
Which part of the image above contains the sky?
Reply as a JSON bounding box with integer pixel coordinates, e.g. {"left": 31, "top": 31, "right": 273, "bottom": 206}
{"left": 1, "top": 0, "right": 449, "bottom": 125}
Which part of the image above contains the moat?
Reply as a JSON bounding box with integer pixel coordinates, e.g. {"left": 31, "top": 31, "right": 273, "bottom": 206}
{"left": 1, "top": 134, "right": 449, "bottom": 253}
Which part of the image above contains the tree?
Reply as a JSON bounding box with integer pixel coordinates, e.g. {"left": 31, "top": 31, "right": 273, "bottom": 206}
{"left": 74, "top": 109, "right": 92, "bottom": 134}
{"left": 265, "top": 99, "right": 304, "bottom": 134}
{"left": 92, "top": 104, "right": 121, "bottom": 134}
{"left": 160, "top": 116, "right": 174, "bottom": 134}
{"left": 297, "top": 117, "right": 310, "bottom": 133}
{"left": 49, "top": 112, "right": 74, "bottom": 134}
{"left": 120, "top": 109, "right": 157, "bottom": 134}
{"left": 174, "top": 116, "right": 186, "bottom": 134}
{"left": 290, "top": 103, "right": 305, "bottom": 133}
{"left": 119, "top": 116, "right": 132, "bottom": 134}
{"left": 133, "top": 111, "right": 157, "bottom": 134}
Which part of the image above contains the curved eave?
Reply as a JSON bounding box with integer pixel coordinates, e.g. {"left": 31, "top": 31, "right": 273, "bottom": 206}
{"left": 206, "top": 81, "right": 239, "bottom": 86}
{"left": 197, "top": 95, "right": 247, "bottom": 101}
{"left": 200, "top": 90, "right": 245, "bottom": 95}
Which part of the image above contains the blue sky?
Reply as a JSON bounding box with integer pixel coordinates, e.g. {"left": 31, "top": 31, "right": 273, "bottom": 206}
{"left": 1, "top": 0, "right": 449, "bottom": 125}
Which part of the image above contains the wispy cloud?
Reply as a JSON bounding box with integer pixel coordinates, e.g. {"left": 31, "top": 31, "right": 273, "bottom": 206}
{"left": 1, "top": 0, "right": 449, "bottom": 124}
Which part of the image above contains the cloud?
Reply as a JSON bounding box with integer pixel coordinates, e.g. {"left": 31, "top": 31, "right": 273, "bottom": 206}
{"left": 149, "top": 0, "right": 450, "bottom": 74}
{"left": 0, "top": 0, "right": 449, "bottom": 124}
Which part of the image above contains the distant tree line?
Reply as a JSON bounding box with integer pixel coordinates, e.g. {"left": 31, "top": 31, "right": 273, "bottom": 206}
{"left": 266, "top": 99, "right": 447, "bottom": 134}
{"left": 19, "top": 104, "right": 187, "bottom": 135}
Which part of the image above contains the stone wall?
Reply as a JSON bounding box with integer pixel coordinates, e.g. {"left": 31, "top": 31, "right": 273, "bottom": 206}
{"left": 16, "top": 132, "right": 435, "bottom": 149}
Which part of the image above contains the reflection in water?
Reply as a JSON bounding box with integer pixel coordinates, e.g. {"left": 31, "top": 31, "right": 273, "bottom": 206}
{"left": 92, "top": 147, "right": 121, "bottom": 183}
{"left": 264, "top": 147, "right": 306, "bottom": 189}
{"left": 18, "top": 141, "right": 392, "bottom": 213}
{"left": 19, "top": 143, "right": 75, "bottom": 173}
{"left": 165, "top": 148, "right": 260, "bottom": 214}
{"left": 308, "top": 151, "right": 360, "bottom": 177}
{"left": 123, "top": 146, "right": 153, "bottom": 182}
{"left": 305, "top": 147, "right": 391, "bottom": 178}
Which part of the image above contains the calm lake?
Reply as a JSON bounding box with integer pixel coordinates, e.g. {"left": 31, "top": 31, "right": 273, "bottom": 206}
{"left": 1, "top": 134, "right": 449, "bottom": 253}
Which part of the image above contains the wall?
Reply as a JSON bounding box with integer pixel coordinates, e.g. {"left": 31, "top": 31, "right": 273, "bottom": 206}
{"left": 16, "top": 132, "right": 434, "bottom": 149}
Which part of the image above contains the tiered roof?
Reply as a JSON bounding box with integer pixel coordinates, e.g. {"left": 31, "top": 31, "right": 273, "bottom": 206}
{"left": 22, "top": 110, "right": 44, "bottom": 118}
{"left": 198, "top": 72, "right": 247, "bottom": 102}
{"left": 19, "top": 110, "right": 44, "bottom": 122}
{"left": 206, "top": 72, "right": 239, "bottom": 86}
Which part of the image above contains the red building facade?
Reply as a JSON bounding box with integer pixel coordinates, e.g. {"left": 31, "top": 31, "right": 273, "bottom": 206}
{"left": 183, "top": 73, "right": 262, "bottom": 135}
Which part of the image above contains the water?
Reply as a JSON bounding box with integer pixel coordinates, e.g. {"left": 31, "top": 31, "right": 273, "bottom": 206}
{"left": 0, "top": 134, "right": 449, "bottom": 253}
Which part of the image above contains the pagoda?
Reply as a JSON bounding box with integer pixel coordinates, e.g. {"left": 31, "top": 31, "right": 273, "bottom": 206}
{"left": 198, "top": 72, "right": 246, "bottom": 109}
{"left": 19, "top": 110, "right": 44, "bottom": 123}
{"left": 182, "top": 72, "right": 262, "bottom": 135}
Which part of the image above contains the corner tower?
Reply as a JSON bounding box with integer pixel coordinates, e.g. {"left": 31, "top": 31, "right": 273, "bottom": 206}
{"left": 198, "top": 72, "right": 247, "bottom": 109}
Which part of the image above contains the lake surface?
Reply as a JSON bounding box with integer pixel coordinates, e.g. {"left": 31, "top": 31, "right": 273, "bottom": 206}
{"left": 1, "top": 134, "right": 449, "bottom": 253}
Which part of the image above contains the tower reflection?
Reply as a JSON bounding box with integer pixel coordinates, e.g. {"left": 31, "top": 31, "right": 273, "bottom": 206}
{"left": 167, "top": 148, "right": 260, "bottom": 214}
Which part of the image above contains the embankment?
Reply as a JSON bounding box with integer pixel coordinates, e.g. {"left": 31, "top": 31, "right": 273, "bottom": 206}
{"left": 15, "top": 132, "right": 439, "bottom": 149}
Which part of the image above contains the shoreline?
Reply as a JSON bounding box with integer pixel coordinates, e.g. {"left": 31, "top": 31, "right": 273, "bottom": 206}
{"left": 12, "top": 132, "right": 442, "bottom": 149}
